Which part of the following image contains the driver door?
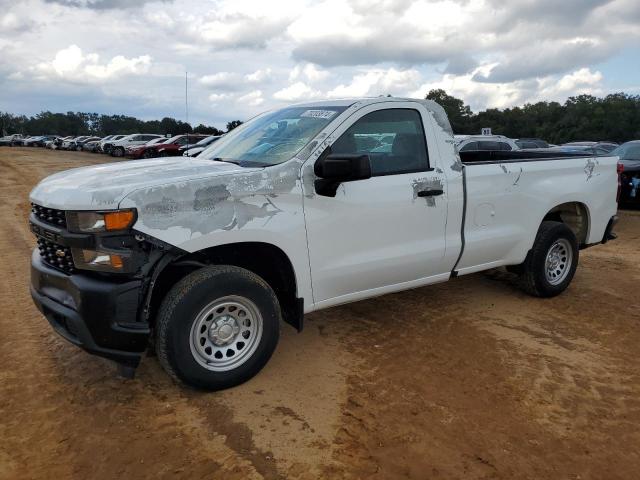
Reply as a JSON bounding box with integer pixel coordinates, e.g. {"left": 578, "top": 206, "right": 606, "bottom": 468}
{"left": 302, "top": 102, "right": 449, "bottom": 308}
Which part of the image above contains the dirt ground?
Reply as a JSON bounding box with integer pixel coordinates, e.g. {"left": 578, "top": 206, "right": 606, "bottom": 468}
{"left": 1, "top": 147, "right": 639, "bottom": 480}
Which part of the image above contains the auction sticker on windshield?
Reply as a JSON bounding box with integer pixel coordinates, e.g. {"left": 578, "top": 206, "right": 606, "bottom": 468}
{"left": 300, "top": 110, "right": 338, "bottom": 120}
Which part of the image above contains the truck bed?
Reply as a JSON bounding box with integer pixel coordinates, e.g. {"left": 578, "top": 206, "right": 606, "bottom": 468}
{"left": 454, "top": 151, "right": 619, "bottom": 276}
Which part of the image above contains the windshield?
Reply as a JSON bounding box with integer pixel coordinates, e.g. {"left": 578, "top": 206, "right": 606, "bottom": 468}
{"left": 612, "top": 143, "right": 640, "bottom": 161}
{"left": 199, "top": 106, "right": 348, "bottom": 167}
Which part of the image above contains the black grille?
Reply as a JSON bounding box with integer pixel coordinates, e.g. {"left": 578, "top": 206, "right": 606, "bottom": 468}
{"left": 31, "top": 203, "right": 67, "bottom": 228}
{"left": 36, "top": 237, "right": 75, "bottom": 274}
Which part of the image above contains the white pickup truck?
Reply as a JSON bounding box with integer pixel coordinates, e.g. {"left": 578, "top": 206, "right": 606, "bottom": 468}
{"left": 29, "top": 98, "right": 619, "bottom": 390}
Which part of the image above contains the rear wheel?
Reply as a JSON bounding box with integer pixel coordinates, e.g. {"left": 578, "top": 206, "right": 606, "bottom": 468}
{"left": 156, "top": 265, "right": 281, "bottom": 390}
{"left": 519, "top": 221, "right": 579, "bottom": 297}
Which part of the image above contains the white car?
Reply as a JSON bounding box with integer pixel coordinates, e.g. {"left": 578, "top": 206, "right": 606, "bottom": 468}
{"left": 29, "top": 97, "right": 618, "bottom": 389}
{"left": 182, "top": 135, "right": 221, "bottom": 157}
{"left": 109, "top": 134, "right": 165, "bottom": 157}
{"left": 61, "top": 136, "right": 91, "bottom": 150}
{"left": 455, "top": 134, "right": 519, "bottom": 152}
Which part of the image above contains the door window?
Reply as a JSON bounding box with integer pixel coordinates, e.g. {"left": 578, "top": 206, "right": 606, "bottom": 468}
{"left": 330, "top": 109, "right": 430, "bottom": 176}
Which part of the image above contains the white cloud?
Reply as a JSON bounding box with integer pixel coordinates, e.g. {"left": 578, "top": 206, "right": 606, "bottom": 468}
{"left": 539, "top": 68, "right": 604, "bottom": 99}
{"left": 32, "top": 44, "right": 151, "bottom": 83}
{"left": 273, "top": 82, "right": 322, "bottom": 101}
{"left": 411, "top": 66, "right": 606, "bottom": 111}
{"left": 237, "top": 89, "right": 264, "bottom": 106}
{"left": 246, "top": 68, "right": 272, "bottom": 83}
{"left": 0, "top": 12, "right": 35, "bottom": 32}
{"left": 0, "top": 0, "right": 638, "bottom": 127}
{"left": 328, "top": 68, "right": 421, "bottom": 97}
{"left": 208, "top": 92, "right": 232, "bottom": 103}
{"left": 289, "top": 63, "right": 330, "bottom": 83}
{"left": 199, "top": 72, "right": 242, "bottom": 90}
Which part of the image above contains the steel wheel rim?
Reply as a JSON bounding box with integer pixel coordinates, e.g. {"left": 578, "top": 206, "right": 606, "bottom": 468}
{"left": 189, "top": 295, "right": 263, "bottom": 372}
{"left": 545, "top": 238, "right": 572, "bottom": 285}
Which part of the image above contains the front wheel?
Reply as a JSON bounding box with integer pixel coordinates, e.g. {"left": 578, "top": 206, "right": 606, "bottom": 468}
{"left": 156, "top": 266, "right": 281, "bottom": 390}
{"left": 519, "top": 221, "right": 579, "bottom": 297}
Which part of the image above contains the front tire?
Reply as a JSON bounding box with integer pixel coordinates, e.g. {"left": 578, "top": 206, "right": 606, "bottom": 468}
{"left": 156, "top": 266, "right": 281, "bottom": 390}
{"left": 111, "top": 146, "right": 124, "bottom": 157}
{"left": 519, "top": 221, "right": 579, "bottom": 297}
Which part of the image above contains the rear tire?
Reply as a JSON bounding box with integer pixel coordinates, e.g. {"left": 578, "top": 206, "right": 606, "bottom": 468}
{"left": 519, "top": 221, "right": 579, "bottom": 297}
{"left": 112, "top": 146, "right": 124, "bottom": 157}
{"left": 156, "top": 266, "right": 281, "bottom": 390}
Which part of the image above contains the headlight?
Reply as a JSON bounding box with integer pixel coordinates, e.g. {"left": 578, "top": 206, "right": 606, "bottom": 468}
{"left": 66, "top": 209, "right": 136, "bottom": 233}
{"left": 71, "top": 247, "right": 132, "bottom": 272}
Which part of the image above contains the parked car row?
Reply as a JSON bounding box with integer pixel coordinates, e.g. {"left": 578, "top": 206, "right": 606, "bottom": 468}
{"left": 455, "top": 134, "right": 621, "bottom": 155}
{"left": 0, "top": 132, "right": 222, "bottom": 158}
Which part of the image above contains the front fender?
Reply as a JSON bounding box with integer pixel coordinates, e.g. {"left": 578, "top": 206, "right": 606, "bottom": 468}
{"left": 119, "top": 159, "right": 313, "bottom": 306}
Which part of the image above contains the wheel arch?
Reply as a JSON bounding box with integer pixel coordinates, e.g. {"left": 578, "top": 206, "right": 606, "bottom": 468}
{"left": 541, "top": 201, "right": 591, "bottom": 247}
{"left": 147, "top": 241, "right": 304, "bottom": 333}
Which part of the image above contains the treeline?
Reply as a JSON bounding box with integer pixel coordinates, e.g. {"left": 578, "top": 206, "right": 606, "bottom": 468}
{"left": 0, "top": 111, "right": 244, "bottom": 137}
{"left": 3, "top": 91, "right": 639, "bottom": 143}
{"left": 425, "top": 90, "right": 640, "bottom": 143}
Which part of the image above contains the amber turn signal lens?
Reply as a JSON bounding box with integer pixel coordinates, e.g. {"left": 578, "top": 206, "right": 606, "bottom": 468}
{"left": 104, "top": 210, "right": 135, "bottom": 231}
{"left": 109, "top": 254, "right": 124, "bottom": 269}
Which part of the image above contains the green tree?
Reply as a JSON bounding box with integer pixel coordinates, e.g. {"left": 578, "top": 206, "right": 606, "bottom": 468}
{"left": 425, "top": 89, "right": 473, "bottom": 133}
{"left": 226, "top": 120, "right": 243, "bottom": 132}
{"left": 193, "top": 124, "right": 224, "bottom": 135}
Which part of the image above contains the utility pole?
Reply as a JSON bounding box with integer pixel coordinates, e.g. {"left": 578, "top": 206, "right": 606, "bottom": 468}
{"left": 185, "top": 70, "right": 190, "bottom": 147}
{"left": 185, "top": 71, "right": 189, "bottom": 127}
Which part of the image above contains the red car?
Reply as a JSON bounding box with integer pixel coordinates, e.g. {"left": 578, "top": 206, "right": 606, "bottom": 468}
{"left": 145, "top": 134, "right": 208, "bottom": 158}
{"left": 125, "top": 137, "right": 171, "bottom": 159}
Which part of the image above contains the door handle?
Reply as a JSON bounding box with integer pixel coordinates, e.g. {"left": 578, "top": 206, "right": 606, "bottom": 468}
{"left": 417, "top": 189, "right": 444, "bottom": 197}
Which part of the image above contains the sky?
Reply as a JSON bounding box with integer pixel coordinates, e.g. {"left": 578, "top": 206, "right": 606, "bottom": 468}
{"left": 0, "top": 0, "right": 639, "bottom": 129}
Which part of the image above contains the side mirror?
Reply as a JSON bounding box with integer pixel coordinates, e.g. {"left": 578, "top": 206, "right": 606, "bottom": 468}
{"left": 314, "top": 150, "right": 372, "bottom": 197}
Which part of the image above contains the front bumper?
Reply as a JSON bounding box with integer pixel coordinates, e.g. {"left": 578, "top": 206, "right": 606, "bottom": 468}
{"left": 30, "top": 250, "right": 149, "bottom": 367}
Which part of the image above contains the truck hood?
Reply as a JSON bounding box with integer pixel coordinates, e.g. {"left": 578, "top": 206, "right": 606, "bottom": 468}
{"left": 30, "top": 158, "right": 254, "bottom": 210}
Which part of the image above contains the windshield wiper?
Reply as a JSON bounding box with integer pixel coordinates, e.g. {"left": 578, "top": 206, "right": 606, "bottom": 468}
{"left": 212, "top": 157, "right": 241, "bottom": 165}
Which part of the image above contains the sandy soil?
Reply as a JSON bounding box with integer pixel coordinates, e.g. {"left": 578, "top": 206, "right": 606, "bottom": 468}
{"left": 1, "top": 146, "right": 639, "bottom": 479}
